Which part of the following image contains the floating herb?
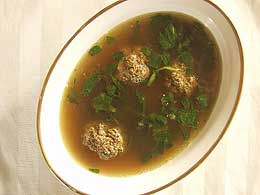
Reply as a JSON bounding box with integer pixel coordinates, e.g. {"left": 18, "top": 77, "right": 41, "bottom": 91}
{"left": 89, "top": 45, "right": 102, "bottom": 56}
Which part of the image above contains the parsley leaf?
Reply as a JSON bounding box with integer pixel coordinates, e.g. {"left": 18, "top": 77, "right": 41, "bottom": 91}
{"left": 159, "top": 23, "right": 178, "bottom": 50}
{"left": 105, "top": 63, "right": 118, "bottom": 75}
{"left": 152, "top": 128, "right": 173, "bottom": 154}
{"left": 176, "top": 98, "right": 198, "bottom": 128}
{"left": 82, "top": 73, "right": 101, "bottom": 96}
{"left": 181, "top": 97, "right": 192, "bottom": 110}
{"left": 88, "top": 168, "right": 100, "bottom": 174}
{"left": 92, "top": 93, "right": 116, "bottom": 113}
{"left": 150, "top": 14, "right": 172, "bottom": 29}
{"left": 106, "top": 36, "right": 116, "bottom": 44}
{"left": 136, "top": 91, "right": 145, "bottom": 114}
{"left": 67, "top": 95, "right": 78, "bottom": 104}
{"left": 177, "top": 109, "right": 197, "bottom": 128}
{"left": 113, "top": 51, "right": 124, "bottom": 62}
{"left": 160, "top": 53, "right": 171, "bottom": 66}
{"left": 141, "top": 47, "right": 152, "bottom": 57}
{"left": 178, "top": 50, "right": 193, "bottom": 66}
{"left": 89, "top": 45, "right": 102, "bottom": 56}
{"left": 147, "top": 113, "right": 167, "bottom": 129}
{"left": 161, "top": 92, "right": 174, "bottom": 106}
{"left": 196, "top": 94, "right": 208, "bottom": 109}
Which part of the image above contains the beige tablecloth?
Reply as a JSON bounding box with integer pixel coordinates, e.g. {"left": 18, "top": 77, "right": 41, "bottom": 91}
{"left": 0, "top": 0, "right": 259, "bottom": 194}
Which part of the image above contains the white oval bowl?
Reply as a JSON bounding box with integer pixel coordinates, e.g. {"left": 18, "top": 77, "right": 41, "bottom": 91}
{"left": 37, "top": 0, "right": 243, "bottom": 194}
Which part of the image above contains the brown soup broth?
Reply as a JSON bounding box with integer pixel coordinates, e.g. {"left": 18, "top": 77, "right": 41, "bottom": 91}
{"left": 60, "top": 12, "right": 221, "bottom": 176}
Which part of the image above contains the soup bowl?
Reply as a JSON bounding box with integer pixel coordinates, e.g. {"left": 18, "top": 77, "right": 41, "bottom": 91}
{"left": 37, "top": 0, "right": 243, "bottom": 194}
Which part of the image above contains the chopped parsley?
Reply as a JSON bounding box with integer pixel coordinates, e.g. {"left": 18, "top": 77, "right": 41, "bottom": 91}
{"left": 88, "top": 168, "right": 100, "bottom": 174}
{"left": 105, "top": 63, "right": 118, "bottom": 75}
{"left": 67, "top": 88, "right": 80, "bottom": 104}
{"left": 92, "top": 93, "right": 116, "bottom": 113}
{"left": 82, "top": 73, "right": 101, "bottom": 96}
{"left": 150, "top": 14, "right": 172, "bottom": 29}
{"left": 161, "top": 92, "right": 174, "bottom": 107}
{"left": 159, "top": 23, "right": 178, "bottom": 50}
{"left": 113, "top": 51, "right": 124, "bottom": 62}
{"left": 178, "top": 50, "right": 193, "bottom": 65}
{"left": 196, "top": 94, "right": 208, "bottom": 109}
{"left": 141, "top": 47, "right": 152, "bottom": 57}
{"left": 89, "top": 45, "right": 102, "bottom": 56}
{"left": 106, "top": 36, "right": 116, "bottom": 44}
{"left": 176, "top": 98, "right": 198, "bottom": 128}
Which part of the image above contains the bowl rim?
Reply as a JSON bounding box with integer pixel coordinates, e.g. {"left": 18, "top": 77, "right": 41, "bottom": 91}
{"left": 36, "top": 0, "right": 244, "bottom": 194}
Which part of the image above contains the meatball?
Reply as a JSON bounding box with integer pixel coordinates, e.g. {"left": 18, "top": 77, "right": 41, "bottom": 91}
{"left": 116, "top": 48, "right": 150, "bottom": 84}
{"left": 165, "top": 63, "right": 198, "bottom": 96}
{"left": 82, "top": 122, "right": 125, "bottom": 160}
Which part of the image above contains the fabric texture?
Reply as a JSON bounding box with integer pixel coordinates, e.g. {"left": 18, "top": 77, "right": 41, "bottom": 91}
{"left": 0, "top": 0, "right": 259, "bottom": 194}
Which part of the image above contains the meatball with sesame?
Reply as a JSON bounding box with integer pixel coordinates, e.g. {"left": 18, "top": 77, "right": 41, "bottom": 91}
{"left": 164, "top": 62, "right": 198, "bottom": 97}
{"left": 82, "top": 122, "right": 125, "bottom": 160}
{"left": 116, "top": 47, "right": 150, "bottom": 84}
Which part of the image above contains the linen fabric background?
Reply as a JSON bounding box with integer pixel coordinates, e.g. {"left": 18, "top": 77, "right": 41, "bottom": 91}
{"left": 0, "top": 0, "right": 259, "bottom": 195}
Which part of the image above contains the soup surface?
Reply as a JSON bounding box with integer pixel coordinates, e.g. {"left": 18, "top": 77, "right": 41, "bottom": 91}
{"left": 60, "top": 12, "right": 221, "bottom": 176}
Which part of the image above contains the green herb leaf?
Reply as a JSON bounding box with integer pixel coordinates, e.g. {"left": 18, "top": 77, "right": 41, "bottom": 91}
{"left": 147, "top": 72, "right": 157, "bottom": 87}
{"left": 141, "top": 47, "right": 152, "bottom": 56}
{"left": 92, "top": 93, "right": 116, "bottom": 113}
{"left": 111, "top": 76, "right": 123, "bottom": 90}
{"left": 105, "top": 63, "right": 118, "bottom": 75}
{"left": 160, "top": 53, "right": 171, "bottom": 66}
{"left": 113, "top": 51, "right": 124, "bottom": 62}
{"left": 82, "top": 73, "right": 101, "bottom": 96}
{"left": 178, "top": 50, "right": 193, "bottom": 65}
{"left": 147, "top": 113, "right": 167, "bottom": 129}
{"left": 150, "top": 14, "right": 172, "bottom": 29}
{"left": 181, "top": 97, "right": 192, "bottom": 110}
{"left": 136, "top": 91, "right": 145, "bottom": 114}
{"left": 159, "top": 24, "right": 177, "bottom": 50}
{"left": 186, "top": 65, "right": 193, "bottom": 74}
{"left": 148, "top": 52, "right": 161, "bottom": 69}
{"left": 161, "top": 92, "right": 174, "bottom": 106}
{"left": 180, "top": 129, "right": 189, "bottom": 140}
{"left": 177, "top": 109, "right": 197, "bottom": 128}
{"left": 89, "top": 45, "right": 102, "bottom": 56}
{"left": 106, "top": 36, "right": 116, "bottom": 44}
{"left": 88, "top": 168, "right": 100, "bottom": 174}
{"left": 67, "top": 95, "right": 78, "bottom": 104}
{"left": 196, "top": 94, "right": 208, "bottom": 109}
{"left": 152, "top": 128, "right": 173, "bottom": 153}
{"left": 106, "top": 85, "right": 117, "bottom": 97}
